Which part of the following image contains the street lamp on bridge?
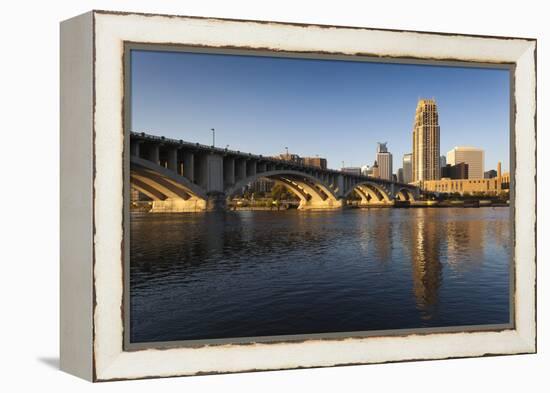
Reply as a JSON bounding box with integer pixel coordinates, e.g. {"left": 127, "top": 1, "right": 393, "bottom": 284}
{"left": 210, "top": 128, "right": 215, "bottom": 147}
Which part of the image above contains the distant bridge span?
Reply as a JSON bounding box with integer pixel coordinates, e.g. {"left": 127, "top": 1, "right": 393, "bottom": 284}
{"left": 129, "top": 132, "right": 421, "bottom": 212}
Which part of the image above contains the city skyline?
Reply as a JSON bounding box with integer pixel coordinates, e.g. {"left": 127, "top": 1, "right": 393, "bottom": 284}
{"left": 131, "top": 49, "right": 510, "bottom": 173}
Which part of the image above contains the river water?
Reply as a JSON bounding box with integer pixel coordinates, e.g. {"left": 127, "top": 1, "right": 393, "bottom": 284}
{"left": 130, "top": 207, "right": 511, "bottom": 343}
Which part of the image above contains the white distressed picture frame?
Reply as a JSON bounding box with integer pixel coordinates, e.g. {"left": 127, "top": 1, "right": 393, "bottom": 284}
{"left": 60, "top": 10, "right": 536, "bottom": 381}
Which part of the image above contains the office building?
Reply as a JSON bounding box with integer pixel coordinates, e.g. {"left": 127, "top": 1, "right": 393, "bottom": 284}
{"left": 276, "top": 152, "right": 327, "bottom": 169}
{"left": 423, "top": 161, "right": 507, "bottom": 195}
{"left": 303, "top": 156, "right": 327, "bottom": 169}
{"left": 422, "top": 177, "right": 506, "bottom": 195}
{"left": 441, "top": 162, "right": 469, "bottom": 179}
{"left": 412, "top": 99, "right": 441, "bottom": 182}
{"left": 341, "top": 167, "right": 362, "bottom": 175}
{"left": 397, "top": 168, "right": 404, "bottom": 183}
{"left": 403, "top": 153, "right": 413, "bottom": 184}
{"left": 376, "top": 142, "right": 393, "bottom": 181}
{"left": 447, "top": 146, "right": 484, "bottom": 179}
{"left": 372, "top": 161, "right": 380, "bottom": 178}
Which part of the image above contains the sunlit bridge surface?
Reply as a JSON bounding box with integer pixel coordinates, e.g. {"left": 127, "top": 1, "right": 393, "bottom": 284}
{"left": 130, "top": 207, "right": 510, "bottom": 343}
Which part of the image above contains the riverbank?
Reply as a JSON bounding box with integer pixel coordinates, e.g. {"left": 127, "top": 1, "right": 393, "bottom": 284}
{"left": 228, "top": 205, "right": 293, "bottom": 211}
{"left": 347, "top": 199, "right": 509, "bottom": 209}
{"left": 131, "top": 199, "right": 509, "bottom": 212}
{"left": 410, "top": 200, "right": 509, "bottom": 208}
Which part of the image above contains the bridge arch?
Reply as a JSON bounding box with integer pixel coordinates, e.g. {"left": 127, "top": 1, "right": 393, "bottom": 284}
{"left": 345, "top": 181, "right": 393, "bottom": 205}
{"left": 225, "top": 170, "right": 342, "bottom": 210}
{"left": 130, "top": 156, "right": 208, "bottom": 212}
{"left": 395, "top": 187, "right": 416, "bottom": 202}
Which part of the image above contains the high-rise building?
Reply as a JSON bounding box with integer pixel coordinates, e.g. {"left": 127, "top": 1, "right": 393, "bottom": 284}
{"left": 403, "top": 153, "right": 413, "bottom": 184}
{"left": 447, "top": 146, "right": 484, "bottom": 179}
{"left": 412, "top": 99, "right": 441, "bottom": 182}
{"left": 397, "top": 168, "right": 404, "bottom": 183}
{"left": 376, "top": 142, "right": 393, "bottom": 181}
{"left": 439, "top": 156, "right": 447, "bottom": 178}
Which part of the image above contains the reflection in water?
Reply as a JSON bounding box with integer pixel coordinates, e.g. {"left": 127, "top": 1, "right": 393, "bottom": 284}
{"left": 445, "top": 216, "right": 485, "bottom": 273}
{"left": 410, "top": 210, "right": 442, "bottom": 319}
{"left": 130, "top": 208, "right": 511, "bottom": 343}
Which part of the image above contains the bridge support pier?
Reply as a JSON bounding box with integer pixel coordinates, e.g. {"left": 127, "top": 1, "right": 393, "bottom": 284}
{"left": 183, "top": 152, "right": 194, "bottom": 182}
{"left": 206, "top": 193, "right": 227, "bottom": 211}
{"left": 167, "top": 148, "right": 178, "bottom": 172}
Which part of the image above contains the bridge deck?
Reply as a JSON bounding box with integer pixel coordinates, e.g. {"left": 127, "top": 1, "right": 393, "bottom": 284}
{"left": 130, "top": 131, "right": 416, "bottom": 190}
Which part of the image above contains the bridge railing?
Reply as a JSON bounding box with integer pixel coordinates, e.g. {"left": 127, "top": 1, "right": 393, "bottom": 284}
{"left": 130, "top": 131, "right": 420, "bottom": 190}
{"left": 130, "top": 131, "right": 346, "bottom": 174}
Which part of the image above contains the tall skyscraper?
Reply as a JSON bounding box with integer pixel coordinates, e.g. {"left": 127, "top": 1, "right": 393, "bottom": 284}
{"left": 376, "top": 142, "right": 393, "bottom": 181}
{"left": 402, "top": 153, "right": 413, "bottom": 184}
{"left": 412, "top": 99, "right": 441, "bottom": 182}
{"left": 447, "top": 146, "right": 485, "bottom": 179}
{"left": 377, "top": 142, "right": 388, "bottom": 153}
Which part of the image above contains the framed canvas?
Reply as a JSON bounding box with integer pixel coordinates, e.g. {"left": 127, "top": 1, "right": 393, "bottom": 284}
{"left": 60, "top": 10, "right": 537, "bottom": 381}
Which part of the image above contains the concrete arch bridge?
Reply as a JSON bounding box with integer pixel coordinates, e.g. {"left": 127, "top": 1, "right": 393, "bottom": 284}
{"left": 129, "top": 132, "right": 421, "bottom": 212}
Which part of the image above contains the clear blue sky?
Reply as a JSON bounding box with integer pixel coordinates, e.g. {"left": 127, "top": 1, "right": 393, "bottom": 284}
{"left": 131, "top": 50, "right": 510, "bottom": 172}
